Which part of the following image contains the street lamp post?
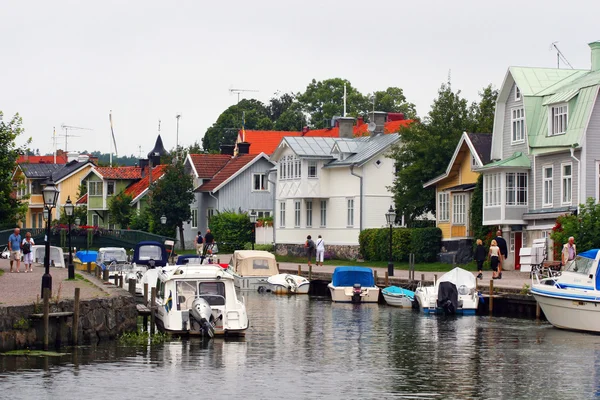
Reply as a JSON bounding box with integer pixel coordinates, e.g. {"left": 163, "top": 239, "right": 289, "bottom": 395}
{"left": 64, "top": 196, "right": 75, "bottom": 280}
{"left": 249, "top": 211, "right": 258, "bottom": 250}
{"left": 160, "top": 215, "right": 167, "bottom": 225}
{"left": 385, "top": 205, "right": 396, "bottom": 277}
{"left": 41, "top": 182, "right": 60, "bottom": 298}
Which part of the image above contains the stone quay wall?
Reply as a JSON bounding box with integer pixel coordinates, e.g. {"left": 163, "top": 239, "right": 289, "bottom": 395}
{"left": 276, "top": 243, "right": 360, "bottom": 260}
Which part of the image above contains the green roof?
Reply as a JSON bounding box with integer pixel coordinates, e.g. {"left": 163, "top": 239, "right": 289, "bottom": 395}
{"left": 478, "top": 152, "right": 530, "bottom": 170}
{"left": 509, "top": 67, "right": 588, "bottom": 96}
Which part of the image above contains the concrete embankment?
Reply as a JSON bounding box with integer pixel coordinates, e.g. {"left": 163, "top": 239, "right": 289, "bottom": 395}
{"left": 0, "top": 260, "right": 137, "bottom": 352}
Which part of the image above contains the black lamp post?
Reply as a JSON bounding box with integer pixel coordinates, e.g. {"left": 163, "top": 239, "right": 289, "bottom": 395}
{"left": 249, "top": 211, "right": 257, "bottom": 250}
{"left": 64, "top": 196, "right": 75, "bottom": 280}
{"left": 385, "top": 205, "right": 396, "bottom": 277}
{"left": 41, "top": 182, "right": 60, "bottom": 298}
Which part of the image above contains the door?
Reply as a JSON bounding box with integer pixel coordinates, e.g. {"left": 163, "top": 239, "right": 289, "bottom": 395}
{"left": 514, "top": 232, "right": 522, "bottom": 270}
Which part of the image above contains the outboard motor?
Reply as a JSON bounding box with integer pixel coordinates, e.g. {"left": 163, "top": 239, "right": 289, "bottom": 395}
{"left": 285, "top": 275, "right": 298, "bottom": 293}
{"left": 351, "top": 283, "right": 362, "bottom": 303}
{"left": 148, "top": 259, "right": 156, "bottom": 269}
{"left": 437, "top": 281, "right": 458, "bottom": 315}
{"left": 190, "top": 297, "right": 215, "bottom": 338}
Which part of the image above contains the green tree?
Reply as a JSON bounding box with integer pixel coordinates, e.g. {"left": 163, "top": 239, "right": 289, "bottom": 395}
{"left": 208, "top": 210, "right": 252, "bottom": 253}
{"left": 470, "top": 84, "right": 498, "bottom": 133}
{"left": 148, "top": 162, "right": 195, "bottom": 248}
{"left": 391, "top": 82, "right": 474, "bottom": 222}
{"left": 551, "top": 198, "right": 600, "bottom": 253}
{"left": 370, "top": 87, "right": 417, "bottom": 119}
{"left": 108, "top": 192, "right": 134, "bottom": 228}
{"left": 274, "top": 103, "right": 305, "bottom": 131}
{"left": 470, "top": 175, "right": 493, "bottom": 242}
{"left": 130, "top": 208, "right": 151, "bottom": 232}
{"left": 0, "top": 112, "right": 28, "bottom": 228}
{"left": 202, "top": 99, "right": 271, "bottom": 152}
{"left": 267, "top": 92, "right": 296, "bottom": 121}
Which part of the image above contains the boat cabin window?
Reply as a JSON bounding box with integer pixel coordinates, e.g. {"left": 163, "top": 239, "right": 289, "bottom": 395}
{"left": 138, "top": 245, "right": 164, "bottom": 261}
{"left": 100, "top": 250, "right": 127, "bottom": 263}
{"left": 252, "top": 259, "right": 270, "bottom": 270}
{"left": 198, "top": 282, "right": 226, "bottom": 306}
{"left": 564, "top": 256, "right": 594, "bottom": 275}
{"left": 175, "top": 281, "right": 226, "bottom": 309}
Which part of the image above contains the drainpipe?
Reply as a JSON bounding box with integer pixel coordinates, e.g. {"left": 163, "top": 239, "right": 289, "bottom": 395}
{"left": 268, "top": 169, "right": 277, "bottom": 245}
{"left": 350, "top": 165, "right": 364, "bottom": 232}
{"left": 208, "top": 191, "right": 219, "bottom": 231}
{"left": 570, "top": 145, "right": 581, "bottom": 211}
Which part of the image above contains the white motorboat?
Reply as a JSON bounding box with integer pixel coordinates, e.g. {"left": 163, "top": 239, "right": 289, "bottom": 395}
{"left": 31, "top": 245, "right": 65, "bottom": 268}
{"left": 414, "top": 267, "right": 479, "bottom": 315}
{"left": 531, "top": 249, "right": 600, "bottom": 333}
{"left": 382, "top": 286, "right": 415, "bottom": 308}
{"left": 131, "top": 241, "right": 169, "bottom": 299}
{"left": 266, "top": 273, "right": 310, "bottom": 294}
{"left": 228, "top": 250, "right": 279, "bottom": 291}
{"left": 154, "top": 263, "right": 249, "bottom": 337}
{"left": 327, "top": 266, "right": 380, "bottom": 303}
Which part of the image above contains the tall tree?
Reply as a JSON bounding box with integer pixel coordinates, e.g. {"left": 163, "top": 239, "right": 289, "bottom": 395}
{"left": 470, "top": 84, "right": 498, "bottom": 133}
{"left": 148, "top": 162, "right": 195, "bottom": 248}
{"left": 108, "top": 192, "right": 134, "bottom": 228}
{"left": 370, "top": 87, "right": 418, "bottom": 119}
{"left": 0, "top": 112, "right": 28, "bottom": 228}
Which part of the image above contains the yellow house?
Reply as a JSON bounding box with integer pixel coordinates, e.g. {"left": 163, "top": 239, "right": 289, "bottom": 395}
{"left": 423, "top": 133, "right": 492, "bottom": 254}
{"left": 13, "top": 159, "right": 95, "bottom": 228}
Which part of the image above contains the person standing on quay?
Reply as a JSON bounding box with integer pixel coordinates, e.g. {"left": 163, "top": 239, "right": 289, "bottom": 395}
{"left": 488, "top": 239, "right": 503, "bottom": 279}
{"left": 562, "top": 236, "right": 577, "bottom": 266}
{"left": 204, "top": 229, "right": 215, "bottom": 254}
{"left": 494, "top": 230, "right": 508, "bottom": 279}
{"left": 305, "top": 235, "right": 315, "bottom": 268}
{"left": 8, "top": 227, "right": 22, "bottom": 273}
{"left": 195, "top": 231, "right": 204, "bottom": 255}
{"left": 315, "top": 235, "right": 325, "bottom": 267}
{"left": 474, "top": 239, "right": 486, "bottom": 280}
{"left": 21, "top": 231, "right": 35, "bottom": 273}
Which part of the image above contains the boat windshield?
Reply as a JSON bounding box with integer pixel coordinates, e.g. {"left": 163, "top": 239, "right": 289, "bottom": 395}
{"left": 176, "top": 281, "right": 226, "bottom": 309}
{"left": 252, "top": 259, "right": 270, "bottom": 270}
{"left": 564, "top": 256, "right": 595, "bottom": 275}
{"left": 138, "top": 245, "right": 163, "bottom": 261}
{"left": 100, "top": 250, "right": 127, "bottom": 263}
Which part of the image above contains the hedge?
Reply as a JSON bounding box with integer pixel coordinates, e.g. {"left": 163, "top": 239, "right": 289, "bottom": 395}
{"left": 359, "top": 227, "right": 442, "bottom": 263}
{"left": 208, "top": 211, "right": 252, "bottom": 253}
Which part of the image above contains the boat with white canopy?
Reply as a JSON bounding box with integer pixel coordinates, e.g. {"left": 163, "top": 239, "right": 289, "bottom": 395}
{"left": 414, "top": 267, "right": 479, "bottom": 315}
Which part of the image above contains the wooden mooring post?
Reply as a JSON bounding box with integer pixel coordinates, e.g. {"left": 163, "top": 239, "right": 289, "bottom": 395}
{"left": 128, "top": 278, "right": 136, "bottom": 296}
{"left": 384, "top": 271, "right": 389, "bottom": 287}
{"left": 86, "top": 262, "right": 92, "bottom": 274}
{"left": 297, "top": 265, "right": 302, "bottom": 276}
{"left": 43, "top": 288, "right": 50, "bottom": 351}
{"left": 489, "top": 280, "right": 494, "bottom": 314}
{"left": 373, "top": 270, "right": 378, "bottom": 285}
{"left": 113, "top": 274, "right": 119, "bottom": 286}
{"left": 144, "top": 283, "right": 149, "bottom": 306}
{"left": 102, "top": 269, "right": 109, "bottom": 282}
{"left": 536, "top": 302, "right": 541, "bottom": 319}
{"left": 150, "top": 287, "right": 156, "bottom": 335}
{"left": 421, "top": 273, "right": 425, "bottom": 284}
{"left": 119, "top": 275, "right": 124, "bottom": 288}
{"left": 72, "top": 288, "right": 80, "bottom": 345}
{"left": 309, "top": 264, "right": 312, "bottom": 281}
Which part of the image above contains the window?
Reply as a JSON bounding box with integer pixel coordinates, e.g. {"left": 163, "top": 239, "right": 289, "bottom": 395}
{"left": 347, "top": 198, "right": 354, "bottom": 227}
{"left": 510, "top": 232, "right": 515, "bottom": 253}
{"left": 438, "top": 192, "right": 449, "bottom": 222}
{"left": 511, "top": 108, "right": 525, "bottom": 143}
{"left": 320, "top": 200, "right": 327, "bottom": 227}
{"left": 515, "top": 85, "right": 521, "bottom": 101}
{"left": 294, "top": 157, "right": 301, "bottom": 179}
{"left": 294, "top": 200, "right": 301, "bottom": 227}
{"left": 471, "top": 155, "right": 478, "bottom": 169}
{"left": 89, "top": 181, "right": 103, "bottom": 196}
{"left": 256, "top": 210, "right": 271, "bottom": 218}
{"left": 107, "top": 181, "right": 115, "bottom": 196}
{"left": 31, "top": 180, "right": 43, "bottom": 195}
{"left": 306, "top": 200, "right": 312, "bottom": 227}
{"left": 190, "top": 208, "right": 198, "bottom": 229}
{"left": 286, "top": 156, "right": 292, "bottom": 179}
{"left": 543, "top": 166, "right": 553, "bottom": 206}
{"left": 92, "top": 214, "right": 99, "bottom": 226}
{"left": 452, "top": 194, "right": 466, "bottom": 225}
{"left": 38, "top": 213, "right": 42, "bottom": 229}
{"left": 550, "top": 104, "right": 568, "bottom": 136}
{"left": 252, "top": 173, "right": 268, "bottom": 191}
{"left": 279, "top": 202, "right": 286, "bottom": 228}
{"left": 562, "top": 164, "right": 572, "bottom": 204}
{"left": 207, "top": 208, "right": 215, "bottom": 223}
{"left": 506, "top": 172, "right": 528, "bottom": 206}
{"left": 308, "top": 161, "right": 317, "bottom": 178}
{"left": 484, "top": 174, "right": 501, "bottom": 207}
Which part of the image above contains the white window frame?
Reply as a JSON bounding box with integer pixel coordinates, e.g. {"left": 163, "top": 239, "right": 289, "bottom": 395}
{"left": 347, "top": 198, "right": 354, "bottom": 227}
{"left": 88, "top": 181, "right": 103, "bottom": 197}
{"left": 92, "top": 214, "right": 100, "bottom": 226}
{"left": 320, "top": 200, "right": 327, "bottom": 227}
{"left": 452, "top": 193, "right": 466, "bottom": 225}
{"left": 515, "top": 85, "right": 521, "bottom": 101}
{"left": 510, "top": 232, "right": 515, "bottom": 253}
{"left": 543, "top": 166, "right": 553, "bottom": 207}
{"left": 471, "top": 154, "right": 478, "bottom": 169}
{"left": 279, "top": 202, "right": 286, "bottom": 228}
{"left": 505, "top": 172, "right": 528, "bottom": 206}
{"left": 549, "top": 103, "right": 568, "bottom": 136}
{"left": 484, "top": 173, "right": 501, "bottom": 207}
{"left": 306, "top": 200, "right": 312, "bottom": 227}
{"left": 307, "top": 161, "right": 317, "bottom": 178}
{"left": 438, "top": 192, "right": 449, "bottom": 222}
{"left": 190, "top": 208, "right": 198, "bottom": 229}
{"left": 207, "top": 208, "right": 214, "bottom": 223}
{"left": 107, "top": 181, "right": 115, "bottom": 196}
{"left": 252, "top": 173, "right": 268, "bottom": 191}
{"left": 294, "top": 200, "right": 301, "bottom": 227}
{"left": 511, "top": 107, "right": 526, "bottom": 144}
{"left": 561, "top": 163, "right": 572, "bottom": 205}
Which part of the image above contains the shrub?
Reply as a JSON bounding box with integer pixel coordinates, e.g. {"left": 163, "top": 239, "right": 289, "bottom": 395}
{"left": 359, "top": 226, "right": 442, "bottom": 263}
{"left": 410, "top": 227, "right": 442, "bottom": 262}
{"left": 209, "top": 210, "right": 252, "bottom": 253}
{"left": 551, "top": 197, "right": 600, "bottom": 254}
{"left": 242, "top": 243, "right": 274, "bottom": 252}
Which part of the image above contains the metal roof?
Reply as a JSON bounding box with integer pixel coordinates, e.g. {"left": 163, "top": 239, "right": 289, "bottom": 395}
{"left": 325, "top": 133, "right": 400, "bottom": 167}
{"left": 283, "top": 137, "right": 338, "bottom": 158}
{"left": 477, "top": 152, "right": 530, "bottom": 170}
{"left": 19, "top": 163, "right": 63, "bottom": 178}
{"left": 51, "top": 160, "right": 92, "bottom": 183}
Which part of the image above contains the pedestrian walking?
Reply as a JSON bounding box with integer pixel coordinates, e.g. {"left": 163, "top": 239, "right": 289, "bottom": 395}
{"left": 315, "top": 235, "right": 325, "bottom": 267}
{"left": 21, "top": 232, "right": 35, "bottom": 273}
{"left": 474, "top": 239, "right": 486, "bottom": 280}
{"left": 204, "top": 229, "right": 215, "bottom": 254}
{"left": 8, "top": 227, "right": 22, "bottom": 273}
{"left": 562, "top": 236, "right": 577, "bottom": 266}
{"left": 195, "top": 231, "right": 204, "bottom": 255}
{"left": 488, "top": 239, "right": 503, "bottom": 279}
{"left": 494, "top": 230, "right": 508, "bottom": 279}
{"left": 305, "top": 235, "right": 315, "bottom": 268}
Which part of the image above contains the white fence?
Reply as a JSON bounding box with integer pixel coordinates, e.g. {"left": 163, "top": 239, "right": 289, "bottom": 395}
{"left": 255, "top": 226, "right": 274, "bottom": 245}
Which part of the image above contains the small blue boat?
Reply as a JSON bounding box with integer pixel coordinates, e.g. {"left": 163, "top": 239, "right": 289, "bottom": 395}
{"left": 382, "top": 286, "right": 415, "bottom": 308}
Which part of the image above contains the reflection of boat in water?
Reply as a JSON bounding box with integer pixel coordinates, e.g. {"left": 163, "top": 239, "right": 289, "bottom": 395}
{"left": 531, "top": 249, "right": 600, "bottom": 333}
{"left": 382, "top": 286, "right": 414, "bottom": 308}
{"left": 415, "top": 268, "right": 478, "bottom": 315}
{"left": 154, "top": 264, "right": 248, "bottom": 337}
{"left": 328, "top": 267, "right": 379, "bottom": 303}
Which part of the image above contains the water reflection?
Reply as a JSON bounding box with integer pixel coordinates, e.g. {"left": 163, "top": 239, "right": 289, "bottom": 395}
{"left": 2, "top": 292, "right": 600, "bottom": 399}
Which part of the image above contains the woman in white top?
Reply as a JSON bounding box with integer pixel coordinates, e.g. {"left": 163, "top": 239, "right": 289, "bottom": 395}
{"left": 488, "top": 239, "right": 503, "bottom": 280}
{"left": 315, "top": 235, "right": 325, "bottom": 267}
{"left": 21, "top": 232, "right": 35, "bottom": 273}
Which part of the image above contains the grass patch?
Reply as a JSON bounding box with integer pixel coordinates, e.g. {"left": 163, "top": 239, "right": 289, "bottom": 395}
{"left": 1, "top": 349, "right": 68, "bottom": 357}
{"left": 0, "top": 269, "right": 4, "bottom": 277}
{"left": 65, "top": 273, "right": 92, "bottom": 284}
{"left": 275, "top": 255, "right": 477, "bottom": 272}
{"left": 118, "top": 330, "right": 174, "bottom": 346}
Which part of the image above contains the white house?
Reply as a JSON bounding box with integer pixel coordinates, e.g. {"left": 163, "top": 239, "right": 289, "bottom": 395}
{"left": 269, "top": 116, "right": 400, "bottom": 255}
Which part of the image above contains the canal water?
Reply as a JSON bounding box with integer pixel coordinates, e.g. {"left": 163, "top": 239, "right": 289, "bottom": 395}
{"left": 1, "top": 292, "right": 600, "bottom": 399}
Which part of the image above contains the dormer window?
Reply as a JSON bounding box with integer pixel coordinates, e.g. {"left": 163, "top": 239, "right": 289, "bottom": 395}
{"left": 515, "top": 85, "right": 521, "bottom": 101}
{"left": 549, "top": 104, "right": 568, "bottom": 136}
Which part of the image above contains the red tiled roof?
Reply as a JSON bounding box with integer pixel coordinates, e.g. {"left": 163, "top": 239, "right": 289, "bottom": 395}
{"left": 189, "top": 154, "right": 232, "bottom": 178}
{"left": 17, "top": 155, "right": 68, "bottom": 164}
{"left": 95, "top": 166, "right": 142, "bottom": 180}
{"left": 240, "top": 119, "right": 413, "bottom": 155}
{"left": 124, "top": 165, "right": 168, "bottom": 201}
{"left": 197, "top": 154, "right": 257, "bottom": 192}
{"left": 76, "top": 193, "right": 88, "bottom": 205}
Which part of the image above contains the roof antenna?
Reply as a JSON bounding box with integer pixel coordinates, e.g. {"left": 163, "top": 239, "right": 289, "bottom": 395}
{"left": 550, "top": 42, "right": 574, "bottom": 69}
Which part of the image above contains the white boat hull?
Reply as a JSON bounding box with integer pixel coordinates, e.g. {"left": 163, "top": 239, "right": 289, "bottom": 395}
{"left": 328, "top": 284, "right": 380, "bottom": 303}
{"left": 266, "top": 274, "right": 310, "bottom": 294}
{"left": 382, "top": 293, "right": 413, "bottom": 308}
{"left": 532, "top": 289, "right": 600, "bottom": 333}
{"left": 415, "top": 287, "right": 478, "bottom": 315}
{"left": 234, "top": 275, "right": 271, "bottom": 291}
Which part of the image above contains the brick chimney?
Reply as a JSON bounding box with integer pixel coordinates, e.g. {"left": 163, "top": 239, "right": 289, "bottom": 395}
{"left": 337, "top": 117, "right": 355, "bottom": 139}
{"left": 368, "top": 111, "right": 387, "bottom": 135}
{"left": 237, "top": 142, "right": 251, "bottom": 155}
{"left": 590, "top": 41, "right": 600, "bottom": 72}
{"left": 220, "top": 145, "right": 235, "bottom": 156}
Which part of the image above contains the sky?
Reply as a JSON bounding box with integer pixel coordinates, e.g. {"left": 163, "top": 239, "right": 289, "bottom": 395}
{"left": 1, "top": 0, "right": 599, "bottom": 157}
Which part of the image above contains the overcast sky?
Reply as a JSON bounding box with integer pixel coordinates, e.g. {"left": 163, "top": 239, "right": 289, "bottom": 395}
{"left": 2, "top": 0, "right": 599, "bottom": 157}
